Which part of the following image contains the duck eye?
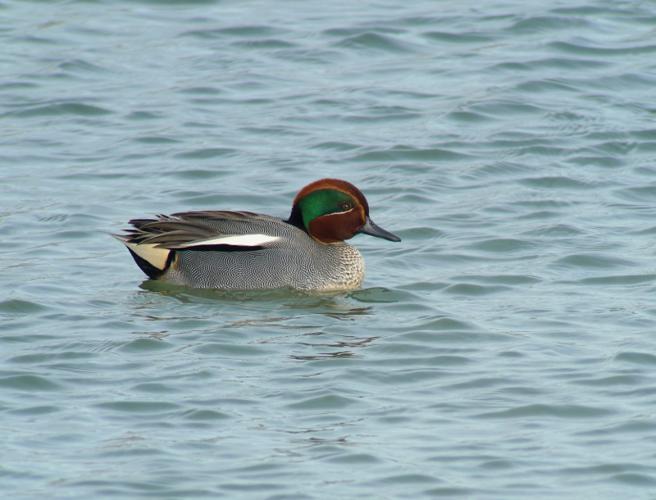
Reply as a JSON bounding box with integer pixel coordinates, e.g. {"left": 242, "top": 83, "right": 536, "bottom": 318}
{"left": 341, "top": 201, "right": 353, "bottom": 211}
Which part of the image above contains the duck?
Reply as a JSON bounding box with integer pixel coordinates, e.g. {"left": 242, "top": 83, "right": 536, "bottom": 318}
{"left": 114, "top": 178, "right": 400, "bottom": 291}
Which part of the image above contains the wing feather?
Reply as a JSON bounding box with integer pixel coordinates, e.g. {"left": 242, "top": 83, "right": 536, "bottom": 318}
{"left": 118, "top": 211, "right": 285, "bottom": 250}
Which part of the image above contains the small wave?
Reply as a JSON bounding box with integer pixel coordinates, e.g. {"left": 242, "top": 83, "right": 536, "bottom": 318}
{"left": 182, "top": 25, "right": 281, "bottom": 39}
{"left": 466, "top": 238, "right": 534, "bottom": 253}
{"left": 444, "top": 283, "right": 511, "bottom": 296}
{"left": 6, "top": 102, "right": 111, "bottom": 118}
{"left": 477, "top": 403, "right": 614, "bottom": 419}
{"left": 0, "top": 374, "right": 61, "bottom": 392}
{"left": 519, "top": 176, "right": 594, "bottom": 189}
{"left": 174, "top": 147, "right": 237, "bottom": 159}
{"left": 576, "top": 274, "right": 656, "bottom": 286}
{"left": 614, "top": 185, "right": 656, "bottom": 203}
{"left": 508, "top": 15, "right": 590, "bottom": 33}
{"left": 58, "top": 59, "right": 107, "bottom": 74}
{"left": 352, "top": 146, "right": 470, "bottom": 162}
{"left": 553, "top": 253, "right": 634, "bottom": 269}
{"left": 95, "top": 401, "right": 180, "bottom": 413}
{"left": 550, "top": 41, "right": 656, "bottom": 56}
{"left": 422, "top": 31, "right": 493, "bottom": 44}
{"left": 119, "top": 338, "right": 174, "bottom": 353}
{"left": 0, "top": 299, "right": 49, "bottom": 314}
{"left": 285, "top": 393, "right": 359, "bottom": 410}
{"left": 615, "top": 352, "right": 656, "bottom": 365}
{"left": 182, "top": 409, "right": 230, "bottom": 421}
{"left": 450, "top": 274, "right": 540, "bottom": 285}
{"left": 231, "top": 39, "right": 297, "bottom": 49}
{"left": 610, "top": 473, "right": 656, "bottom": 486}
{"left": 446, "top": 110, "right": 493, "bottom": 123}
{"left": 334, "top": 32, "right": 413, "bottom": 53}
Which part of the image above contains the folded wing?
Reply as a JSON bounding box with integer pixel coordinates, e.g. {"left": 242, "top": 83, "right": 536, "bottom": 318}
{"left": 114, "top": 211, "right": 284, "bottom": 278}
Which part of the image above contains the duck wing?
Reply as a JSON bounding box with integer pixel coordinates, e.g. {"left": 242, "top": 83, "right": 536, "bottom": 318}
{"left": 120, "top": 211, "right": 287, "bottom": 249}
{"left": 114, "top": 211, "right": 292, "bottom": 278}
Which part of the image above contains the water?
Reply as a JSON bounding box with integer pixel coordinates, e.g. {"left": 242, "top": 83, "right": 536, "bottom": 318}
{"left": 3, "top": 0, "right": 656, "bottom": 497}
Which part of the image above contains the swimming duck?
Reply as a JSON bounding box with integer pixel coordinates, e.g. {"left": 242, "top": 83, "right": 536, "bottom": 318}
{"left": 114, "top": 178, "right": 400, "bottom": 291}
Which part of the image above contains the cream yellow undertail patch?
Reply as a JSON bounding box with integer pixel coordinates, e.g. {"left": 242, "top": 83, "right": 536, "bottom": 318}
{"left": 123, "top": 241, "right": 170, "bottom": 271}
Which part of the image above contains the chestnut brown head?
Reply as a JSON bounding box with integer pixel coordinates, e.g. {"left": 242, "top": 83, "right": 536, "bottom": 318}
{"left": 288, "top": 178, "right": 401, "bottom": 244}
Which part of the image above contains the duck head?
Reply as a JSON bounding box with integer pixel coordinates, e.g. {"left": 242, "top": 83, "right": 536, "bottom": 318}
{"left": 288, "top": 178, "right": 401, "bottom": 244}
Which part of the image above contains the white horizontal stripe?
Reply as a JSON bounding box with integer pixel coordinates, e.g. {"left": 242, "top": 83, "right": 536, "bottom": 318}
{"left": 181, "top": 234, "right": 280, "bottom": 248}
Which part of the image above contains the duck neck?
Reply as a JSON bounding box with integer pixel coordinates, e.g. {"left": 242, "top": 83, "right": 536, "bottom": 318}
{"left": 286, "top": 204, "right": 307, "bottom": 232}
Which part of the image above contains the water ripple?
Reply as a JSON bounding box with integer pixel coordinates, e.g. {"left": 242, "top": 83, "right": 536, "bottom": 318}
{"left": 0, "top": 374, "right": 62, "bottom": 391}
{"left": 6, "top": 102, "right": 111, "bottom": 118}
{"left": 477, "top": 404, "right": 615, "bottom": 419}
{"left": 4, "top": 0, "right": 656, "bottom": 497}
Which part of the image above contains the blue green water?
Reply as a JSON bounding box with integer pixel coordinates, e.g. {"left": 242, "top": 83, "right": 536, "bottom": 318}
{"left": 3, "top": 0, "right": 656, "bottom": 497}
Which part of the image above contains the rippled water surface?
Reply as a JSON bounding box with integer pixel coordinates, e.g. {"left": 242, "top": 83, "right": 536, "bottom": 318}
{"left": 3, "top": 0, "right": 656, "bottom": 497}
